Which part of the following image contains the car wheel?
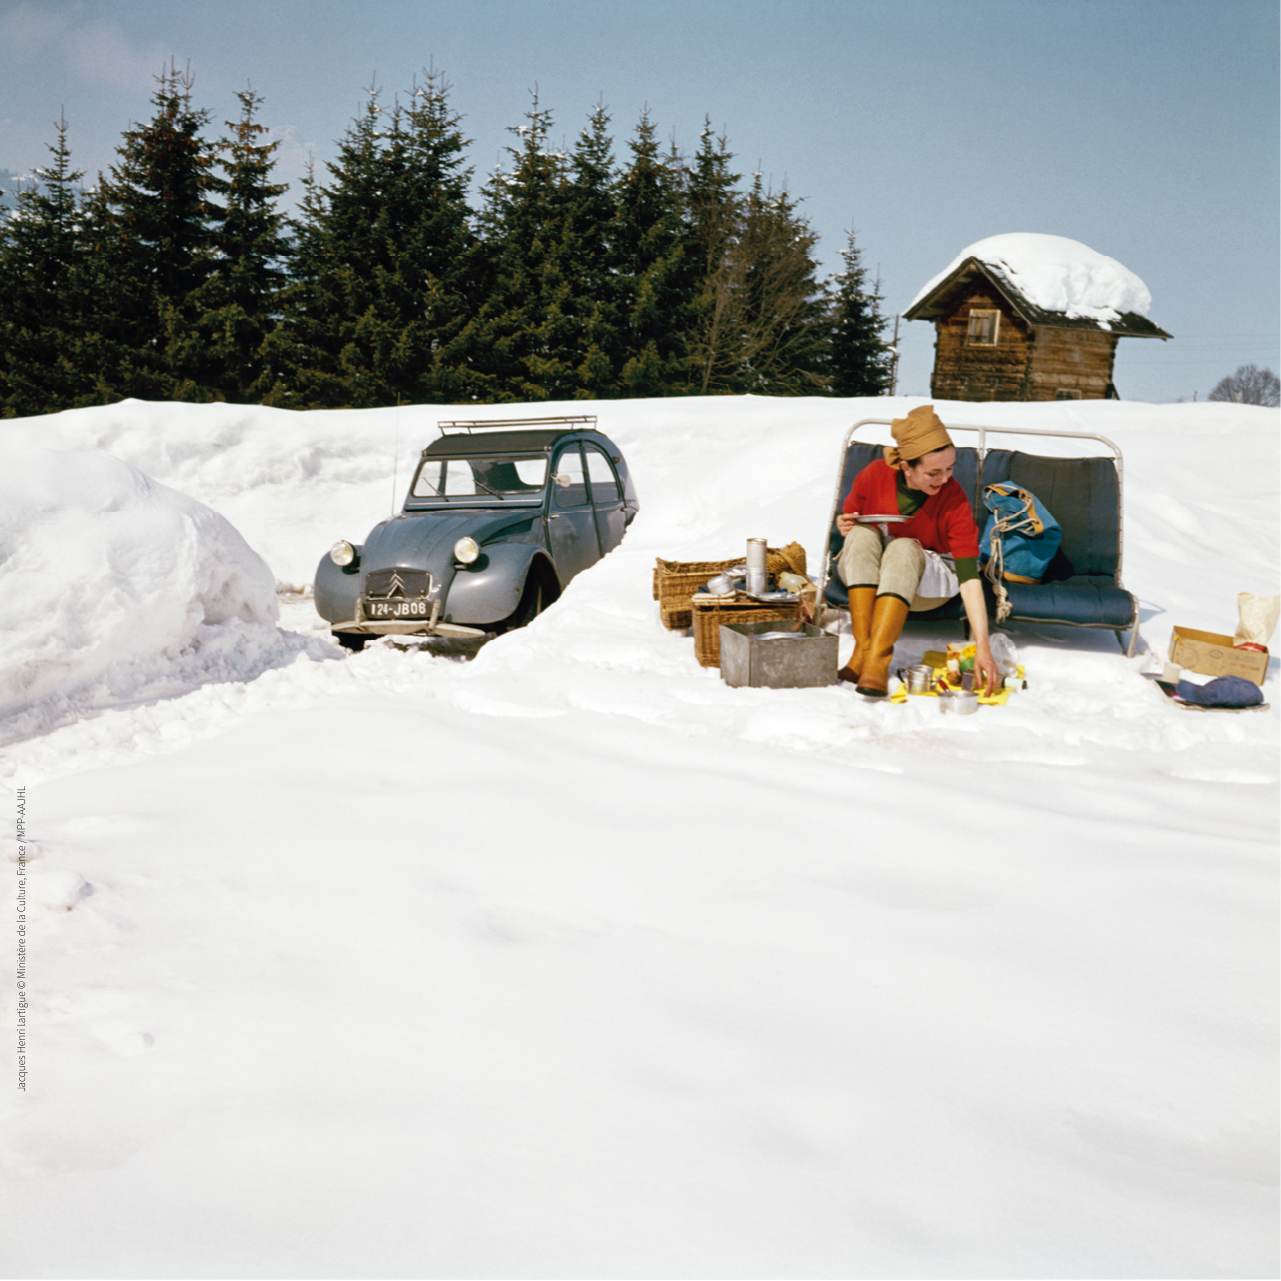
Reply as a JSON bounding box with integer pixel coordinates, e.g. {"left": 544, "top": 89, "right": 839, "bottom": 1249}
{"left": 502, "top": 561, "right": 557, "bottom": 632}
{"left": 336, "top": 632, "right": 368, "bottom": 653}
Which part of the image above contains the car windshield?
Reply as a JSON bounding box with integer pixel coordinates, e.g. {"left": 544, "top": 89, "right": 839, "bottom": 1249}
{"left": 410, "top": 454, "right": 548, "bottom": 503}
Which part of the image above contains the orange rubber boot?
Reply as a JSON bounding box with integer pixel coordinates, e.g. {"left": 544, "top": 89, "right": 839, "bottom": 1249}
{"left": 856, "top": 595, "right": 910, "bottom": 698}
{"left": 836, "top": 586, "right": 876, "bottom": 685}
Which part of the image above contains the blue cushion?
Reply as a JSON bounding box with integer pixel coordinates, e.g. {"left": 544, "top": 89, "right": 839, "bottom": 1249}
{"left": 998, "top": 576, "right": 1136, "bottom": 629}
{"left": 825, "top": 573, "right": 1134, "bottom": 629}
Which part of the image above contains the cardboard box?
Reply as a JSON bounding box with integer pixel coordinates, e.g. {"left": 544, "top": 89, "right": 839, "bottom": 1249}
{"left": 1169, "top": 626, "right": 1269, "bottom": 686}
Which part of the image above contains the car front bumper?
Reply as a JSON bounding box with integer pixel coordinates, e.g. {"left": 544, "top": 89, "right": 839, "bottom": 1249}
{"left": 330, "top": 597, "right": 489, "bottom": 641}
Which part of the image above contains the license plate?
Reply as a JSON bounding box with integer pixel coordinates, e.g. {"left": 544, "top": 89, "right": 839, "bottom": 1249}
{"left": 364, "top": 598, "right": 432, "bottom": 620}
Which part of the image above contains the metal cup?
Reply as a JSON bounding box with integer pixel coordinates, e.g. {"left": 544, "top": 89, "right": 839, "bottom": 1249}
{"left": 903, "top": 664, "right": 934, "bottom": 694}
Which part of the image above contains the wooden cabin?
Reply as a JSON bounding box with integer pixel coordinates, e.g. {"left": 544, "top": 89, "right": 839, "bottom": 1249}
{"left": 904, "top": 256, "right": 1170, "bottom": 402}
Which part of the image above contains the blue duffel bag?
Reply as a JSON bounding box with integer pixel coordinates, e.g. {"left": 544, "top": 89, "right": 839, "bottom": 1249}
{"left": 981, "top": 484, "right": 1062, "bottom": 620}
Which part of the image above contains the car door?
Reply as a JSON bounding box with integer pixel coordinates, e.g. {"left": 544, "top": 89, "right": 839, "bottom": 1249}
{"left": 584, "top": 443, "right": 626, "bottom": 556}
{"left": 546, "top": 443, "right": 601, "bottom": 583}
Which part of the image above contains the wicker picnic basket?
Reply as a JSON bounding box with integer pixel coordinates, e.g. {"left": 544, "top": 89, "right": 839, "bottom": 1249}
{"left": 691, "top": 595, "right": 804, "bottom": 668}
{"left": 654, "top": 542, "right": 807, "bottom": 630}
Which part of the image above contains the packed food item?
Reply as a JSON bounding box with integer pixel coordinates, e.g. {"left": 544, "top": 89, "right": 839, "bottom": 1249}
{"left": 1233, "top": 592, "right": 1279, "bottom": 652}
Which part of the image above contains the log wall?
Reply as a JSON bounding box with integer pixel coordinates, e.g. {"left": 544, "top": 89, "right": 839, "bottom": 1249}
{"left": 929, "top": 285, "right": 1029, "bottom": 401}
{"left": 928, "top": 285, "right": 1120, "bottom": 401}
{"left": 1024, "top": 327, "right": 1118, "bottom": 400}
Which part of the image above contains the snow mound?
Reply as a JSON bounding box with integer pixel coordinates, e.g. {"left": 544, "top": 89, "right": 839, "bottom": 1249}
{"left": 0, "top": 398, "right": 420, "bottom": 590}
{"left": 912, "top": 232, "right": 1153, "bottom": 324}
{"left": 0, "top": 450, "right": 282, "bottom": 731}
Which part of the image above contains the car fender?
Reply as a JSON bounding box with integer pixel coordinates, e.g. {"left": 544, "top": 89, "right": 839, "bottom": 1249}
{"left": 444, "top": 543, "right": 560, "bottom": 625}
{"left": 315, "top": 547, "right": 363, "bottom": 623}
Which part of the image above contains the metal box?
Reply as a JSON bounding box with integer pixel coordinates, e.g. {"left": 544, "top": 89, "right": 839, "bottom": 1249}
{"left": 719, "top": 620, "right": 838, "bottom": 689}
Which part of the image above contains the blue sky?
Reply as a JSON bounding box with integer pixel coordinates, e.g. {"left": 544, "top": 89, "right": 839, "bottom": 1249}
{"left": 1, "top": 0, "right": 1277, "bottom": 402}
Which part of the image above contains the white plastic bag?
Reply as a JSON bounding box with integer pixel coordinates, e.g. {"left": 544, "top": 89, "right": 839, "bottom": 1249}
{"left": 988, "top": 632, "right": 1020, "bottom": 678}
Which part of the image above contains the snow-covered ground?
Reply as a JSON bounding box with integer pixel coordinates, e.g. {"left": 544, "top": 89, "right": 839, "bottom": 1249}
{"left": 1, "top": 394, "right": 1277, "bottom": 1279}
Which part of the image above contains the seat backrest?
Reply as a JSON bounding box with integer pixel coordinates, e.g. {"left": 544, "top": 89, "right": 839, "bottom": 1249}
{"left": 837, "top": 442, "right": 984, "bottom": 527}
{"left": 981, "top": 450, "right": 1120, "bottom": 576}
{"left": 837, "top": 441, "right": 884, "bottom": 503}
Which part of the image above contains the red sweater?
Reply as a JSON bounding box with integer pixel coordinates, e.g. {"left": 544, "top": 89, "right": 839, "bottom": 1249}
{"left": 842, "top": 460, "right": 980, "bottom": 559}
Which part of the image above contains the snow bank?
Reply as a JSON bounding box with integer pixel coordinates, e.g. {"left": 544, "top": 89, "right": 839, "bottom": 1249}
{"left": 0, "top": 449, "right": 284, "bottom": 737}
{"left": 0, "top": 395, "right": 1276, "bottom": 1277}
{"left": 911, "top": 232, "right": 1153, "bottom": 324}
{"left": 1, "top": 398, "right": 412, "bottom": 591}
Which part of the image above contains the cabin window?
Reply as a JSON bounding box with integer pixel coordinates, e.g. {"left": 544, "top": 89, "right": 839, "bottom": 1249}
{"left": 1054, "top": 389, "right": 1083, "bottom": 400}
{"left": 966, "top": 309, "right": 999, "bottom": 344}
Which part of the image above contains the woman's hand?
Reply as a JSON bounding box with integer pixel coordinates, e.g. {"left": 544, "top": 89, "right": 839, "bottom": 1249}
{"left": 957, "top": 579, "right": 999, "bottom": 697}
{"left": 835, "top": 511, "right": 858, "bottom": 537}
{"left": 973, "top": 640, "right": 1000, "bottom": 697}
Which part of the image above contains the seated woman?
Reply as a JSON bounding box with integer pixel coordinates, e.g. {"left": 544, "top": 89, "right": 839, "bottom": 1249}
{"left": 834, "top": 404, "right": 998, "bottom": 698}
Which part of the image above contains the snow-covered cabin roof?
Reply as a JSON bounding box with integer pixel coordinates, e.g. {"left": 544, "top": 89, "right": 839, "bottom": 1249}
{"left": 904, "top": 233, "right": 1170, "bottom": 339}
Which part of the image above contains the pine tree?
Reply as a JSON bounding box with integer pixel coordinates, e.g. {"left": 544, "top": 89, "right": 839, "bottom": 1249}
{"left": 681, "top": 170, "right": 829, "bottom": 396}
{"left": 735, "top": 180, "right": 830, "bottom": 394}
{"left": 825, "top": 227, "right": 894, "bottom": 397}
{"left": 392, "top": 69, "right": 490, "bottom": 403}
{"left": 265, "top": 72, "right": 485, "bottom": 408}
{"left": 81, "top": 61, "right": 219, "bottom": 401}
{"left": 267, "top": 82, "right": 391, "bottom": 407}
{"left": 678, "top": 122, "right": 744, "bottom": 394}
{"left": 0, "top": 112, "right": 89, "bottom": 415}
{"left": 683, "top": 121, "right": 740, "bottom": 280}
{"left": 258, "top": 157, "right": 338, "bottom": 406}
{"left": 475, "top": 92, "right": 580, "bottom": 401}
{"left": 177, "top": 87, "right": 290, "bottom": 403}
{"left": 613, "top": 111, "right": 692, "bottom": 396}
{"left": 560, "top": 102, "right": 622, "bottom": 398}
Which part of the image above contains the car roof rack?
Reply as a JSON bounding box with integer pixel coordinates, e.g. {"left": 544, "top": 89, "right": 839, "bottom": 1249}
{"left": 437, "top": 415, "right": 597, "bottom": 435}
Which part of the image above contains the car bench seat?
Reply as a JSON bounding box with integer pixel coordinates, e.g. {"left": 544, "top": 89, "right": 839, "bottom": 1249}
{"left": 821, "top": 420, "right": 1140, "bottom": 656}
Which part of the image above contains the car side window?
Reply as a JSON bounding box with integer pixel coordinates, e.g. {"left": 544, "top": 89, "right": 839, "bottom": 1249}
{"left": 584, "top": 445, "right": 622, "bottom": 503}
{"left": 553, "top": 445, "right": 590, "bottom": 509}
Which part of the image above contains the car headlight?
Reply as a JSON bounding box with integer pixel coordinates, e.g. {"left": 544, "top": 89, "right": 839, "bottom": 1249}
{"left": 453, "top": 536, "right": 480, "bottom": 564}
{"left": 329, "top": 540, "right": 356, "bottom": 567}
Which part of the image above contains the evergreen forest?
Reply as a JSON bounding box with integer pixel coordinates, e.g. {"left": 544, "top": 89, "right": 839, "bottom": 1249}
{"left": 0, "top": 65, "right": 895, "bottom": 417}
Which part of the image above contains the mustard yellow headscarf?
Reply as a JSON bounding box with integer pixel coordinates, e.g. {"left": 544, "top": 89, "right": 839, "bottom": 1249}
{"left": 883, "top": 404, "right": 953, "bottom": 468}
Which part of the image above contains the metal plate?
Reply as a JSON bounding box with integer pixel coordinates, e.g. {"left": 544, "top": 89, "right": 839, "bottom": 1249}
{"left": 855, "top": 513, "right": 908, "bottom": 524}
{"left": 364, "top": 598, "right": 433, "bottom": 620}
{"left": 365, "top": 568, "right": 431, "bottom": 599}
